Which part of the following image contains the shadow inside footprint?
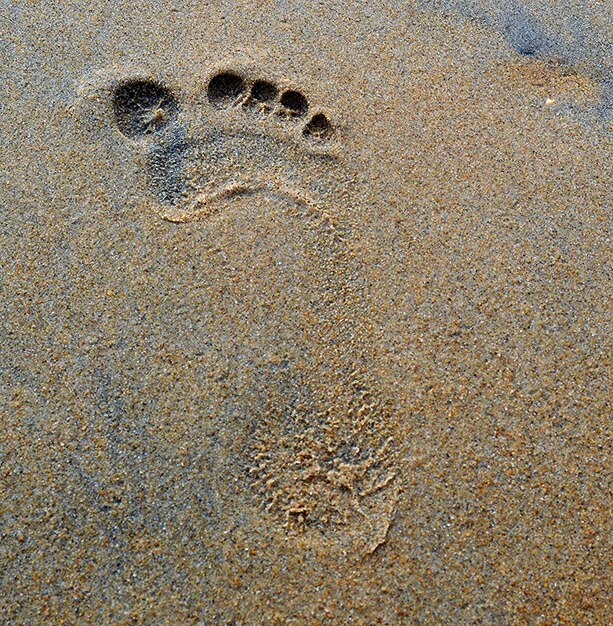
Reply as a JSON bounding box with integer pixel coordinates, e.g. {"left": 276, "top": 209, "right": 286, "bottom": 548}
{"left": 303, "top": 113, "right": 334, "bottom": 140}
{"left": 207, "top": 72, "right": 247, "bottom": 108}
{"left": 249, "top": 80, "right": 279, "bottom": 104}
{"left": 147, "top": 126, "right": 190, "bottom": 205}
{"left": 112, "top": 79, "right": 179, "bottom": 138}
{"left": 279, "top": 89, "right": 309, "bottom": 117}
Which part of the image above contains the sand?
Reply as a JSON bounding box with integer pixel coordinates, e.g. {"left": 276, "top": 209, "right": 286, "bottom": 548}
{"left": 0, "top": 1, "right": 611, "bottom": 624}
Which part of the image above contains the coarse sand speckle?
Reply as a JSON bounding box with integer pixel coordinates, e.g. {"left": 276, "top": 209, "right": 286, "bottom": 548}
{"left": 1, "top": 1, "right": 611, "bottom": 624}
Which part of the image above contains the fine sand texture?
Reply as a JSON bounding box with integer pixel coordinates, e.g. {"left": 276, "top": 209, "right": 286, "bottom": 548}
{"left": 1, "top": 1, "right": 611, "bottom": 624}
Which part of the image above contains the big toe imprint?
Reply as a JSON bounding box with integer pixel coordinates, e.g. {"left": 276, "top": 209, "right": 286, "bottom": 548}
{"left": 95, "top": 67, "right": 400, "bottom": 555}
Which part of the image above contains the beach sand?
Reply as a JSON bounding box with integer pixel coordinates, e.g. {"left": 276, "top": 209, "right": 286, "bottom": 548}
{"left": 0, "top": 1, "right": 611, "bottom": 623}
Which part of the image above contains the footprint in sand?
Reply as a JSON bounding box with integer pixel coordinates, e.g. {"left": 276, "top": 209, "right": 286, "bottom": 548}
{"left": 80, "top": 65, "right": 399, "bottom": 555}
{"left": 111, "top": 70, "right": 339, "bottom": 221}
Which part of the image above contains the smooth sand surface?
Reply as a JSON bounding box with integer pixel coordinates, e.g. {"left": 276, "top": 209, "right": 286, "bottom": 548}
{"left": 1, "top": 1, "right": 611, "bottom": 624}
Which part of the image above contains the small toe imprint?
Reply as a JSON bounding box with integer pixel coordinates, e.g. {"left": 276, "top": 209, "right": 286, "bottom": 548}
{"left": 207, "top": 71, "right": 247, "bottom": 108}
{"left": 303, "top": 113, "right": 334, "bottom": 141}
{"left": 245, "top": 80, "right": 279, "bottom": 111}
{"left": 279, "top": 89, "right": 309, "bottom": 118}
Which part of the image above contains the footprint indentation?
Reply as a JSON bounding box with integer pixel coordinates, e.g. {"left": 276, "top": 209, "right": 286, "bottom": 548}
{"left": 207, "top": 71, "right": 246, "bottom": 108}
{"left": 112, "top": 79, "right": 178, "bottom": 138}
{"left": 80, "top": 63, "right": 397, "bottom": 556}
{"left": 303, "top": 113, "right": 334, "bottom": 140}
{"left": 121, "top": 69, "right": 338, "bottom": 213}
{"left": 248, "top": 375, "right": 399, "bottom": 554}
{"left": 245, "top": 80, "right": 279, "bottom": 110}
{"left": 279, "top": 89, "right": 309, "bottom": 117}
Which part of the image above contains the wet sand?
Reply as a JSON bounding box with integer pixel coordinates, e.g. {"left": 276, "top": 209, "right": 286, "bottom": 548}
{"left": 1, "top": 1, "right": 611, "bottom": 624}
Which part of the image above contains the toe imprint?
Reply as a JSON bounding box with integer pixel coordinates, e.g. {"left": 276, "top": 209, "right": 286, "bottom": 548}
{"left": 303, "top": 113, "right": 334, "bottom": 140}
{"left": 112, "top": 79, "right": 179, "bottom": 139}
{"left": 207, "top": 71, "right": 247, "bottom": 108}
{"left": 245, "top": 80, "right": 279, "bottom": 111}
{"left": 279, "top": 89, "right": 309, "bottom": 118}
